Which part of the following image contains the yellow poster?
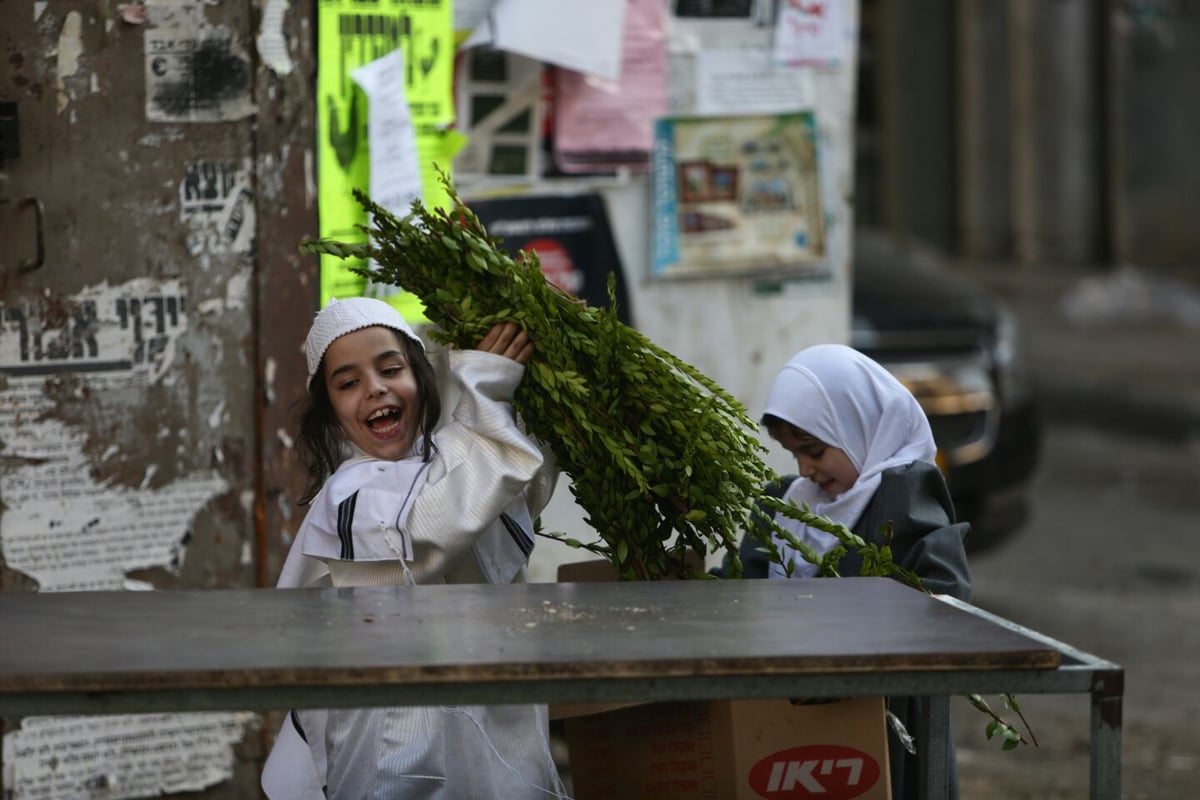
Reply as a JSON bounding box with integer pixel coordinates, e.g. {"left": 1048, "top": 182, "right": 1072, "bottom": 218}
{"left": 317, "top": 0, "right": 456, "bottom": 318}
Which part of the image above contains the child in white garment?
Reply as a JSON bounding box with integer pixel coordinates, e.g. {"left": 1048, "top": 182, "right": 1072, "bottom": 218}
{"left": 261, "top": 297, "right": 567, "bottom": 800}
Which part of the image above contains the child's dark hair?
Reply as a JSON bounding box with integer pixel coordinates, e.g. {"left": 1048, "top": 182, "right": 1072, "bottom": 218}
{"left": 293, "top": 332, "right": 442, "bottom": 504}
{"left": 761, "top": 413, "right": 805, "bottom": 440}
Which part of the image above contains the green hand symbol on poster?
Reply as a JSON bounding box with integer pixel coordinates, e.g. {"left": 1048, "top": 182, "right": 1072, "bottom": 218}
{"left": 316, "top": 0, "right": 457, "bottom": 321}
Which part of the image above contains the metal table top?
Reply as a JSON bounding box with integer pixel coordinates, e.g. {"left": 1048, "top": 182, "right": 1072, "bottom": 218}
{"left": 0, "top": 576, "right": 1123, "bottom": 799}
{"left": 0, "top": 577, "right": 1071, "bottom": 715}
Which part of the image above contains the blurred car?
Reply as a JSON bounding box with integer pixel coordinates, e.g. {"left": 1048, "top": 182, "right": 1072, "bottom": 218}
{"left": 851, "top": 231, "right": 1042, "bottom": 552}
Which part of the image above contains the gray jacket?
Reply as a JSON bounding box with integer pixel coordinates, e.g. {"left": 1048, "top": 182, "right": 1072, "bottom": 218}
{"left": 724, "top": 461, "right": 970, "bottom": 598}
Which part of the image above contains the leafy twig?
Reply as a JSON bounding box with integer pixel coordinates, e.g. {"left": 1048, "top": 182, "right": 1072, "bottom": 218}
{"left": 967, "top": 693, "right": 1038, "bottom": 750}
{"left": 301, "top": 174, "right": 1037, "bottom": 750}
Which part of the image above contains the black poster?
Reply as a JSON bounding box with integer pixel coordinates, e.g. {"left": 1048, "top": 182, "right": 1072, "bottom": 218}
{"left": 466, "top": 193, "right": 633, "bottom": 326}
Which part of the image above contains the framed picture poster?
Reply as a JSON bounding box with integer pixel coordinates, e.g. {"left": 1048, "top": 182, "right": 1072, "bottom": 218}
{"left": 466, "top": 192, "right": 633, "bottom": 326}
{"left": 651, "top": 111, "right": 826, "bottom": 279}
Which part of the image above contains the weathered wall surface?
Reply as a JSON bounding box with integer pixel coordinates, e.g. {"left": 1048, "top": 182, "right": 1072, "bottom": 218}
{"left": 0, "top": 0, "right": 317, "bottom": 796}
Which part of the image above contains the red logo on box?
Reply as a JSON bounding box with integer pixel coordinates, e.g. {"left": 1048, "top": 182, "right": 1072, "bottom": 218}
{"left": 748, "top": 745, "right": 881, "bottom": 799}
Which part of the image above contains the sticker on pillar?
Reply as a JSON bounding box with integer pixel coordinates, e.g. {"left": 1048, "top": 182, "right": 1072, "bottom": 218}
{"left": 180, "top": 160, "right": 256, "bottom": 255}
{"left": 772, "top": 0, "right": 853, "bottom": 68}
{"left": 144, "top": 12, "right": 255, "bottom": 123}
{"left": 316, "top": 0, "right": 454, "bottom": 314}
{"left": 0, "top": 278, "right": 188, "bottom": 381}
{"left": 257, "top": 0, "right": 295, "bottom": 77}
{"left": 0, "top": 278, "right": 231, "bottom": 593}
{"left": 2, "top": 713, "right": 258, "bottom": 800}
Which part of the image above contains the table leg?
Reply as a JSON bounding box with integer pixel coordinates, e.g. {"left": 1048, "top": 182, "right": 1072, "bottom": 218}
{"left": 1090, "top": 670, "right": 1123, "bottom": 800}
{"left": 916, "top": 695, "right": 951, "bottom": 800}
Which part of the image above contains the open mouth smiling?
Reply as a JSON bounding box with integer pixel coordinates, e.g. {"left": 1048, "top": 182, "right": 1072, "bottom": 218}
{"left": 365, "top": 406, "right": 403, "bottom": 435}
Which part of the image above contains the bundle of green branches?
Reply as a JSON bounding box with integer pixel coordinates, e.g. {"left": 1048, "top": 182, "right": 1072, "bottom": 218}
{"left": 304, "top": 183, "right": 1041, "bottom": 748}
{"left": 301, "top": 177, "right": 909, "bottom": 584}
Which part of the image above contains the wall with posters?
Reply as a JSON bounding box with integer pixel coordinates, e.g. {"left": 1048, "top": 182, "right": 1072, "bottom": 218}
{"left": 0, "top": 2, "right": 860, "bottom": 794}
{"left": 445, "top": 0, "right": 862, "bottom": 578}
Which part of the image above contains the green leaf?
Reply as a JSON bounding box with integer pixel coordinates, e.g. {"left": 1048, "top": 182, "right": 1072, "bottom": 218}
{"left": 311, "top": 174, "right": 950, "bottom": 587}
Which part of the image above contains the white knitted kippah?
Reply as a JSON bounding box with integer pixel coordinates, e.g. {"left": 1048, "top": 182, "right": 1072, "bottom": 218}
{"left": 304, "top": 297, "right": 424, "bottom": 386}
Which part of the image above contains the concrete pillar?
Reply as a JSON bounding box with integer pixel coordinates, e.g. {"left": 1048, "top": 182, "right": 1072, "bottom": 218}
{"left": 1108, "top": 1, "right": 1200, "bottom": 269}
{"left": 957, "top": 0, "right": 1012, "bottom": 259}
{"left": 1010, "top": 0, "right": 1105, "bottom": 264}
{"left": 878, "top": 0, "right": 956, "bottom": 250}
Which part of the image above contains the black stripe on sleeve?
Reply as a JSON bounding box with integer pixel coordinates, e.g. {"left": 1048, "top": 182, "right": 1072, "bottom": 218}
{"left": 499, "top": 513, "right": 534, "bottom": 558}
{"left": 337, "top": 491, "right": 358, "bottom": 560}
{"left": 290, "top": 709, "right": 308, "bottom": 743}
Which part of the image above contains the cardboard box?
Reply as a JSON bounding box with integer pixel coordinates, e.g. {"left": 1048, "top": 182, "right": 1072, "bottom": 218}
{"left": 557, "top": 558, "right": 623, "bottom": 583}
{"left": 564, "top": 696, "right": 891, "bottom": 800}
{"left": 554, "top": 560, "right": 891, "bottom": 799}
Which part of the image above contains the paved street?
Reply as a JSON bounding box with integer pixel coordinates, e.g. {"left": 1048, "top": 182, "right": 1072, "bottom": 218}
{"left": 952, "top": 424, "right": 1200, "bottom": 799}
{"left": 544, "top": 256, "right": 1200, "bottom": 797}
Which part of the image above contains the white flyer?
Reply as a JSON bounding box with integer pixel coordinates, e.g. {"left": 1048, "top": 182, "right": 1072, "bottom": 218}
{"left": 462, "top": 0, "right": 627, "bottom": 81}
{"left": 773, "top": 0, "right": 851, "bottom": 66}
{"left": 351, "top": 48, "right": 424, "bottom": 217}
{"left": 696, "top": 48, "right": 817, "bottom": 116}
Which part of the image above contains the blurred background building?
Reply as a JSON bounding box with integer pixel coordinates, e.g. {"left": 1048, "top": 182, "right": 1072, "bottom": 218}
{"left": 856, "top": 0, "right": 1200, "bottom": 273}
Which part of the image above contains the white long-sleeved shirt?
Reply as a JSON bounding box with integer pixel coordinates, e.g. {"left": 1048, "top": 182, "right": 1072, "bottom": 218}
{"left": 276, "top": 348, "right": 557, "bottom": 590}
{"left": 263, "top": 348, "right": 567, "bottom": 800}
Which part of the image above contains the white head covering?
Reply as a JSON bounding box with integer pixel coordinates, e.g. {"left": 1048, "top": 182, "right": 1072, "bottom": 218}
{"left": 304, "top": 297, "right": 424, "bottom": 387}
{"left": 762, "top": 343, "right": 936, "bottom": 577}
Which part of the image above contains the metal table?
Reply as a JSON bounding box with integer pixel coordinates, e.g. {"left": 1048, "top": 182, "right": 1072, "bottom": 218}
{"left": 0, "top": 577, "right": 1121, "bottom": 798}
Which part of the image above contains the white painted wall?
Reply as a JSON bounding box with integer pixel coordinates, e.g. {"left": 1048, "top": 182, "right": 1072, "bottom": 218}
{"left": 529, "top": 44, "right": 860, "bottom": 579}
{"left": 507, "top": 2, "right": 863, "bottom": 581}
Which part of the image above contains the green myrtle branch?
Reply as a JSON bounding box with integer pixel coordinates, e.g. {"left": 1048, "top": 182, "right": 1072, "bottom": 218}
{"left": 300, "top": 174, "right": 1036, "bottom": 747}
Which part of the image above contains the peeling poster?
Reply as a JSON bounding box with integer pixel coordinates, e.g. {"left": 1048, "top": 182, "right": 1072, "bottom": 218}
{"left": 2, "top": 713, "right": 257, "bottom": 800}
{"left": 0, "top": 279, "right": 251, "bottom": 799}
{"left": 0, "top": 277, "right": 229, "bottom": 592}
{"left": 144, "top": 4, "right": 254, "bottom": 123}
{"left": 180, "top": 159, "right": 256, "bottom": 255}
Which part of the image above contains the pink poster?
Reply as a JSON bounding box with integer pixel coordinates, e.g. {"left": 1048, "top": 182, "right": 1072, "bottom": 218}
{"left": 552, "top": 0, "right": 669, "bottom": 173}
